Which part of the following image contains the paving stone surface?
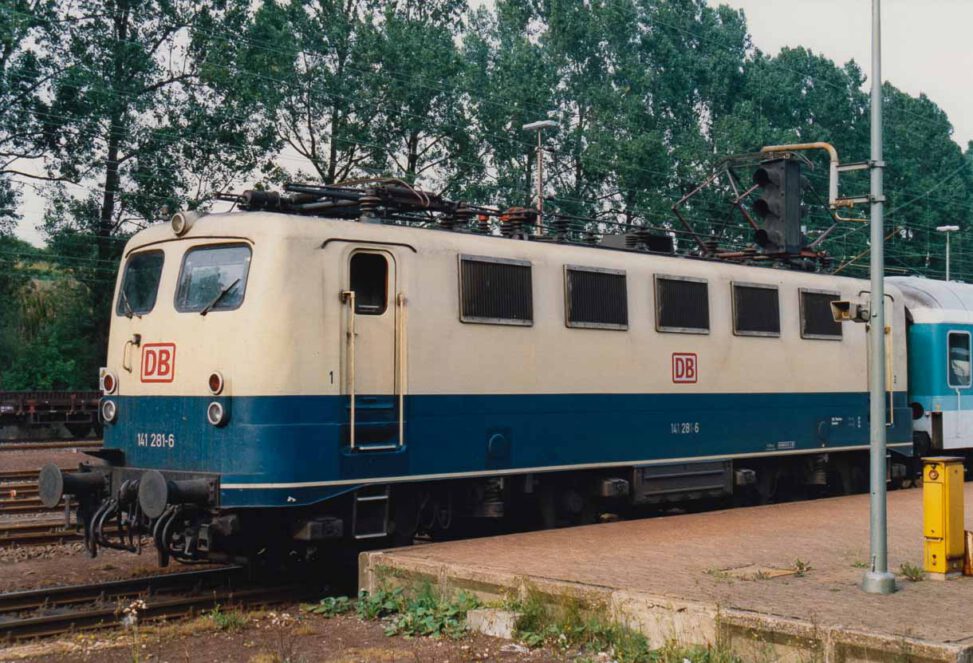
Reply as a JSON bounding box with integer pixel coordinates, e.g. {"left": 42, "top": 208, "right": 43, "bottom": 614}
{"left": 382, "top": 485, "right": 973, "bottom": 645}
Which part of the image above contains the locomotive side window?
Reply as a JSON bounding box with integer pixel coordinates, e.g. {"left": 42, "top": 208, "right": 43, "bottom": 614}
{"left": 655, "top": 275, "right": 709, "bottom": 334}
{"left": 565, "top": 265, "right": 628, "bottom": 330}
{"left": 116, "top": 250, "right": 164, "bottom": 316}
{"left": 732, "top": 283, "right": 780, "bottom": 337}
{"left": 459, "top": 255, "right": 532, "bottom": 326}
{"left": 349, "top": 252, "right": 388, "bottom": 315}
{"left": 175, "top": 244, "right": 252, "bottom": 314}
{"left": 799, "top": 289, "right": 842, "bottom": 340}
{"left": 947, "top": 331, "right": 971, "bottom": 388}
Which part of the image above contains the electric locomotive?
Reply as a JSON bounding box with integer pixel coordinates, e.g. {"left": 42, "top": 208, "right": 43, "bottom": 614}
{"left": 39, "top": 182, "right": 915, "bottom": 566}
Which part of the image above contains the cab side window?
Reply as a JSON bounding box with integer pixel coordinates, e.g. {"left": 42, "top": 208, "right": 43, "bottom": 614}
{"left": 947, "top": 331, "right": 971, "bottom": 388}
{"left": 117, "top": 250, "right": 164, "bottom": 316}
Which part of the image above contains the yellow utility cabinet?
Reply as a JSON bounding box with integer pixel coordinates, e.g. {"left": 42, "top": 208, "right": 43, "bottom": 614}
{"left": 923, "top": 457, "right": 965, "bottom": 578}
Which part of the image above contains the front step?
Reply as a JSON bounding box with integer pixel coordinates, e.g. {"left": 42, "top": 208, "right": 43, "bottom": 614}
{"left": 352, "top": 485, "right": 390, "bottom": 539}
{"left": 346, "top": 395, "right": 400, "bottom": 450}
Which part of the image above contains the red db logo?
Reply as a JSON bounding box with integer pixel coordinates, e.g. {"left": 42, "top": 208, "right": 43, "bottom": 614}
{"left": 141, "top": 343, "right": 176, "bottom": 383}
{"left": 672, "top": 353, "right": 697, "bottom": 384}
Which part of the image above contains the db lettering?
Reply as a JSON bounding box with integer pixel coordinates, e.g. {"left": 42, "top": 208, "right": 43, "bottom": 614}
{"left": 672, "top": 353, "right": 697, "bottom": 384}
{"left": 142, "top": 343, "right": 176, "bottom": 383}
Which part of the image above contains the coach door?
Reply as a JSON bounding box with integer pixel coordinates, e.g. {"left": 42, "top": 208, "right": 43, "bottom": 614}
{"left": 341, "top": 249, "right": 405, "bottom": 451}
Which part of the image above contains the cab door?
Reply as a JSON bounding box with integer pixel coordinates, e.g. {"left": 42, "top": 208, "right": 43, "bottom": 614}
{"left": 340, "top": 249, "right": 404, "bottom": 450}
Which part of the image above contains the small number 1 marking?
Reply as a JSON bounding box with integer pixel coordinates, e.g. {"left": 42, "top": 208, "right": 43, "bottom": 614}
{"left": 329, "top": 371, "right": 334, "bottom": 385}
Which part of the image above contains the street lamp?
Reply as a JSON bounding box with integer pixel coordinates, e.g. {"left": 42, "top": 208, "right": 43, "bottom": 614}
{"left": 522, "top": 120, "right": 558, "bottom": 231}
{"left": 936, "top": 225, "right": 960, "bottom": 281}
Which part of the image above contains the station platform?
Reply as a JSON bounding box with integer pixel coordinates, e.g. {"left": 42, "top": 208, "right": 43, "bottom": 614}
{"left": 361, "top": 484, "right": 973, "bottom": 662}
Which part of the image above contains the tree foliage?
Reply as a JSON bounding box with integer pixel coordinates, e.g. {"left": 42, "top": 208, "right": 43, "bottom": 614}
{"left": 1, "top": 0, "right": 973, "bottom": 389}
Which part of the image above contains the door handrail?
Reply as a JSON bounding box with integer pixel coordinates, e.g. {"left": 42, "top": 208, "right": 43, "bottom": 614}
{"left": 341, "top": 290, "right": 357, "bottom": 450}
{"left": 396, "top": 292, "right": 407, "bottom": 447}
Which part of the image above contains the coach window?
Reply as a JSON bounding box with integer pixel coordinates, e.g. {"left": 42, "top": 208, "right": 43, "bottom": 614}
{"left": 117, "top": 250, "right": 164, "bottom": 316}
{"left": 175, "top": 244, "right": 252, "bottom": 314}
{"left": 799, "top": 289, "right": 842, "bottom": 340}
{"left": 458, "top": 255, "right": 532, "bottom": 325}
{"left": 565, "top": 265, "right": 628, "bottom": 330}
{"left": 655, "top": 275, "right": 709, "bottom": 334}
{"left": 349, "top": 252, "right": 388, "bottom": 315}
{"left": 732, "top": 283, "right": 780, "bottom": 337}
{"left": 947, "top": 332, "right": 971, "bottom": 388}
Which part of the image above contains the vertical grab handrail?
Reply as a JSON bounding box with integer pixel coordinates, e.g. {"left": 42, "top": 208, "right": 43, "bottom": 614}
{"left": 396, "top": 292, "right": 407, "bottom": 447}
{"left": 341, "top": 290, "right": 357, "bottom": 450}
{"left": 885, "top": 322, "right": 894, "bottom": 427}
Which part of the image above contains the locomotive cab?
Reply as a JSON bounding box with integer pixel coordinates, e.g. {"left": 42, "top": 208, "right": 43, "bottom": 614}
{"left": 40, "top": 210, "right": 411, "bottom": 564}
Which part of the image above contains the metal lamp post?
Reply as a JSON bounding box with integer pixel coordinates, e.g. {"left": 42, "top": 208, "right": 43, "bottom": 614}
{"left": 936, "top": 225, "right": 960, "bottom": 281}
{"left": 861, "top": 0, "right": 896, "bottom": 596}
{"left": 522, "top": 120, "right": 558, "bottom": 231}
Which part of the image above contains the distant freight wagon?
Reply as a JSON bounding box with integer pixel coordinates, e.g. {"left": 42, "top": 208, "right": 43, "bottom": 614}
{"left": 0, "top": 390, "right": 101, "bottom": 438}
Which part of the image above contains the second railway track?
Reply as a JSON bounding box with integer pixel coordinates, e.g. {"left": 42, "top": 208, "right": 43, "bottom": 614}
{"left": 0, "top": 567, "right": 311, "bottom": 641}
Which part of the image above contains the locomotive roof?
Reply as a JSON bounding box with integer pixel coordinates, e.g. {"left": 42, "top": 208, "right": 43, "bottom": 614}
{"left": 888, "top": 276, "right": 973, "bottom": 324}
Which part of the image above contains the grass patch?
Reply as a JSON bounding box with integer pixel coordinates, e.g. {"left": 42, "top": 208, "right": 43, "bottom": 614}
{"left": 505, "top": 588, "right": 741, "bottom": 663}
{"left": 898, "top": 562, "right": 925, "bottom": 582}
{"left": 207, "top": 604, "right": 248, "bottom": 631}
{"left": 793, "top": 559, "right": 812, "bottom": 577}
{"left": 304, "top": 584, "right": 480, "bottom": 639}
{"left": 303, "top": 595, "right": 353, "bottom": 617}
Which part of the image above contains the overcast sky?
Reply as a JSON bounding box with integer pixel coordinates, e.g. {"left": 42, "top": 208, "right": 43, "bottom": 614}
{"left": 11, "top": 0, "right": 973, "bottom": 246}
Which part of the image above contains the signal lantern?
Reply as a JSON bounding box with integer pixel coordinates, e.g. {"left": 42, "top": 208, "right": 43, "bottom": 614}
{"left": 102, "top": 371, "right": 117, "bottom": 395}
{"left": 751, "top": 158, "right": 803, "bottom": 254}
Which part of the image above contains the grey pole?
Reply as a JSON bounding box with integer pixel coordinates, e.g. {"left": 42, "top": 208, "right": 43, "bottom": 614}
{"left": 862, "top": 0, "right": 895, "bottom": 595}
{"left": 935, "top": 226, "right": 959, "bottom": 281}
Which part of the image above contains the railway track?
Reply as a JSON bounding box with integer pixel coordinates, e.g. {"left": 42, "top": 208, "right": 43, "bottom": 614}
{"left": 0, "top": 520, "right": 84, "bottom": 546}
{"left": 0, "top": 567, "right": 308, "bottom": 640}
{"left": 0, "top": 440, "right": 102, "bottom": 452}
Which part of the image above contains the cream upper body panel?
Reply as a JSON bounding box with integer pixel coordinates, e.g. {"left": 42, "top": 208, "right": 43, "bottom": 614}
{"left": 105, "top": 212, "right": 905, "bottom": 397}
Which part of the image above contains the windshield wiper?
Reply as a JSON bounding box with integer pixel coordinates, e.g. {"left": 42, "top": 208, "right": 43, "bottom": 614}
{"left": 119, "top": 289, "right": 141, "bottom": 319}
{"left": 200, "top": 278, "right": 240, "bottom": 316}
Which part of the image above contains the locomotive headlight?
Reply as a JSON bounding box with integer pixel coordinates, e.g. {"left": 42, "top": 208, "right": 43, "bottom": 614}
{"left": 101, "top": 399, "right": 117, "bottom": 424}
{"left": 208, "top": 371, "right": 224, "bottom": 395}
{"left": 102, "top": 370, "right": 117, "bottom": 395}
{"left": 207, "top": 401, "right": 228, "bottom": 426}
{"left": 170, "top": 210, "right": 201, "bottom": 236}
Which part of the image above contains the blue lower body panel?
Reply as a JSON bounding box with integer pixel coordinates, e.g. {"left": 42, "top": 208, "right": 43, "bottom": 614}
{"left": 102, "top": 391, "right": 912, "bottom": 508}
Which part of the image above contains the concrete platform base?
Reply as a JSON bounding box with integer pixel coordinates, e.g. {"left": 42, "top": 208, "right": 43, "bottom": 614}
{"left": 361, "top": 485, "right": 973, "bottom": 663}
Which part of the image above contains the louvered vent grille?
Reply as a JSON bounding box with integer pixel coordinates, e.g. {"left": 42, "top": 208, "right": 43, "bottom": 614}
{"left": 801, "top": 290, "right": 842, "bottom": 339}
{"left": 566, "top": 268, "right": 628, "bottom": 329}
{"left": 656, "top": 277, "right": 709, "bottom": 332}
{"left": 460, "top": 256, "right": 533, "bottom": 325}
{"left": 733, "top": 284, "right": 780, "bottom": 336}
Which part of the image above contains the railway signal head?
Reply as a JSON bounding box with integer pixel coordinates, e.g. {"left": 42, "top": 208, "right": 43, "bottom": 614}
{"left": 752, "top": 158, "right": 803, "bottom": 254}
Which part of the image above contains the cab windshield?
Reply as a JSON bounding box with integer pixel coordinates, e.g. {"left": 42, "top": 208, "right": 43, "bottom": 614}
{"left": 175, "top": 244, "right": 252, "bottom": 313}
{"left": 116, "top": 250, "right": 164, "bottom": 316}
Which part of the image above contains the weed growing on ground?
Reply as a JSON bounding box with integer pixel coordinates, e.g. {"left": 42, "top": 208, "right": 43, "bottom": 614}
{"left": 505, "top": 588, "right": 742, "bottom": 663}
{"left": 704, "top": 567, "right": 733, "bottom": 582}
{"left": 851, "top": 560, "right": 868, "bottom": 569}
{"left": 898, "top": 562, "right": 925, "bottom": 582}
{"left": 793, "top": 559, "right": 812, "bottom": 577}
{"left": 207, "top": 604, "right": 248, "bottom": 631}
{"left": 314, "top": 583, "right": 480, "bottom": 638}
{"left": 302, "top": 595, "right": 353, "bottom": 617}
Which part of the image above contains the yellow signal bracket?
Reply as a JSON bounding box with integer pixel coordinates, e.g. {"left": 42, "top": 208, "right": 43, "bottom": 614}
{"left": 923, "top": 457, "right": 966, "bottom": 579}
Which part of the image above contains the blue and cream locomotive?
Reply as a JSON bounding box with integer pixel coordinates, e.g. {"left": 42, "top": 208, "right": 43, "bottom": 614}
{"left": 40, "top": 181, "right": 944, "bottom": 566}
